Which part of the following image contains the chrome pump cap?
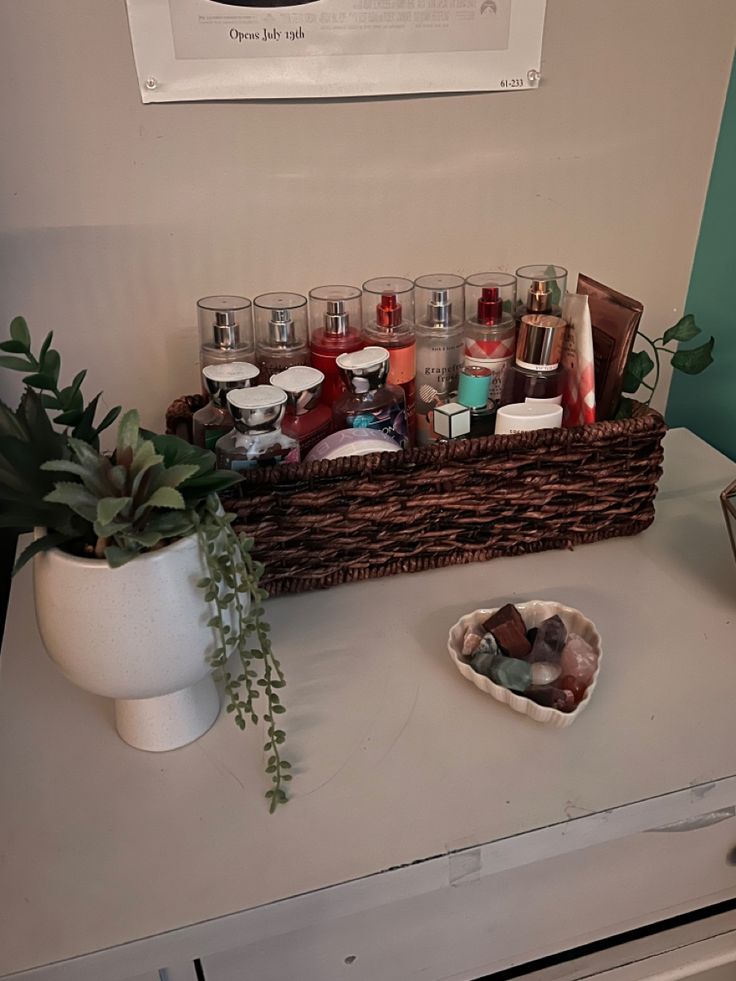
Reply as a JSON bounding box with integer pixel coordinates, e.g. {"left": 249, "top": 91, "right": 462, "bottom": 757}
{"left": 202, "top": 362, "right": 260, "bottom": 407}
{"left": 270, "top": 366, "right": 324, "bottom": 415}
{"left": 226, "top": 386, "right": 288, "bottom": 432}
{"left": 336, "top": 346, "right": 390, "bottom": 395}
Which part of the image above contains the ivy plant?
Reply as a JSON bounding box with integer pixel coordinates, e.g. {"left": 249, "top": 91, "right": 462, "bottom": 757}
{"left": 616, "top": 314, "right": 715, "bottom": 419}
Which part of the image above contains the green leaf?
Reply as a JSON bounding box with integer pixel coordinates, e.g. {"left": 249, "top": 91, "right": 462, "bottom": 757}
{"left": 0, "top": 340, "right": 29, "bottom": 354}
{"left": 116, "top": 409, "right": 141, "bottom": 457}
{"left": 138, "top": 486, "right": 186, "bottom": 512}
{"left": 662, "top": 314, "right": 701, "bottom": 346}
{"left": 0, "top": 355, "right": 33, "bottom": 371}
{"left": 182, "top": 471, "right": 242, "bottom": 496}
{"left": 53, "top": 408, "right": 85, "bottom": 427}
{"left": 621, "top": 350, "right": 655, "bottom": 394}
{"left": 95, "top": 405, "right": 121, "bottom": 434}
{"left": 104, "top": 545, "right": 139, "bottom": 568}
{"left": 157, "top": 463, "right": 201, "bottom": 489}
{"left": 150, "top": 433, "right": 215, "bottom": 476}
{"left": 69, "top": 368, "right": 86, "bottom": 399}
{"left": 57, "top": 384, "right": 83, "bottom": 413}
{"left": 71, "top": 393, "right": 103, "bottom": 448}
{"left": 0, "top": 399, "right": 27, "bottom": 440}
{"left": 12, "top": 532, "right": 73, "bottom": 575}
{"left": 614, "top": 396, "right": 635, "bottom": 420}
{"left": 97, "top": 496, "right": 131, "bottom": 526}
{"left": 41, "top": 348, "right": 61, "bottom": 384}
{"left": 44, "top": 481, "right": 99, "bottom": 522}
{"left": 38, "top": 331, "right": 54, "bottom": 363}
{"left": 22, "top": 372, "right": 56, "bottom": 390}
{"left": 544, "top": 265, "right": 562, "bottom": 310}
{"left": 41, "top": 394, "right": 60, "bottom": 410}
{"left": 671, "top": 337, "right": 715, "bottom": 375}
{"left": 9, "top": 317, "right": 31, "bottom": 350}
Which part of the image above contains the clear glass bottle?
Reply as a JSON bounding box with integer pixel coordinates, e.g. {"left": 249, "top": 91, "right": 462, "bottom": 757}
{"left": 333, "top": 346, "right": 408, "bottom": 449}
{"left": 413, "top": 273, "right": 465, "bottom": 446}
{"left": 361, "top": 277, "right": 416, "bottom": 441}
{"left": 457, "top": 364, "right": 495, "bottom": 437}
{"left": 193, "top": 361, "right": 260, "bottom": 451}
{"left": 216, "top": 386, "right": 300, "bottom": 471}
{"left": 309, "top": 285, "right": 364, "bottom": 406}
{"left": 515, "top": 265, "right": 567, "bottom": 322}
{"left": 254, "top": 292, "right": 310, "bottom": 381}
{"left": 197, "top": 296, "right": 255, "bottom": 386}
{"left": 270, "top": 366, "right": 333, "bottom": 457}
{"left": 463, "top": 272, "right": 517, "bottom": 410}
{"left": 499, "top": 315, "right": 567, "bottom": 406}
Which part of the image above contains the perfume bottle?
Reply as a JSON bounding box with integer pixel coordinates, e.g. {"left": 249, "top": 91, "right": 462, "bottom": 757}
{"left": 197, "top": 296, "right": 255, "bottom": 382}
{"left": 463, "top": 272, "right": 517, "bottom": 409}
{"left": 515, "top": 265, "right": 568, "bottom": 321}
{"left": 216, "top": 386, "right": 300, "bottom": 471}
{"left": 457, "top": 365, "right": 495, "bottom": 437}
{"left": 309, "top": 285, "right": 364, "bottom": 406}
{"left": 333, "top": 346, "right": 408, "bottom": 448}
{"left": 254, "top": 292, "right": 310, "bottom": 381}
{"left": 499, "top": 315, "right": 567, "bottom": 406}
{"left": 413, "top": 273, "right": 465, "bottom": 446}
{"left": 361, "top": 277, "right": 416, "bottom": 438}
{"left": 270, "top": 366, "right": 333, "bottom": 456}
{"left": 193, "top": 361, "right": 260, "bottom": 450}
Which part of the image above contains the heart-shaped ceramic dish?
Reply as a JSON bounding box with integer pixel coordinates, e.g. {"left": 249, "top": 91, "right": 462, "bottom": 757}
{"left": 447, "top": 600, "right": 602, "bottom": 728}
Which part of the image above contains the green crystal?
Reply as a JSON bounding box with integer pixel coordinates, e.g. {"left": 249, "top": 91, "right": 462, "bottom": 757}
{"left": 489, "top": 655, "right": 532, "bottom": 693}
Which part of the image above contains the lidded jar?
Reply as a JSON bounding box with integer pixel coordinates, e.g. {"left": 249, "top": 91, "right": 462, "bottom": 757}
{"left": 499, "top": 314, "right": 567, "bottom": 407}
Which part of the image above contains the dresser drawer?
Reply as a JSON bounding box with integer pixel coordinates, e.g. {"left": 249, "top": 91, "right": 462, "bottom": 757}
{"left": 202, "top": 805, "right": 736, "bottom": 981}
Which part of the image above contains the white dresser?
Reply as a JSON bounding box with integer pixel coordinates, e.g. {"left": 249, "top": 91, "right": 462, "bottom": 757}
{"left": 1, "top": 429, "right": 735, "bottom": 981}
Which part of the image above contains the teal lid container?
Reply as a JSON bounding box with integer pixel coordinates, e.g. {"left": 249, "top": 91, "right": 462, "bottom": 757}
{"left": 457, "top": 365, "right": 492, "bottom": 408}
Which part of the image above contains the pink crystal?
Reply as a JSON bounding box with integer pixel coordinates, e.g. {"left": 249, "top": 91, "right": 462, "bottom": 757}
{"left": 462, "top": 632, "right": 482, "bottom": 659}
{"left": 559, "top": 633, "right": 598, "bottom": 686}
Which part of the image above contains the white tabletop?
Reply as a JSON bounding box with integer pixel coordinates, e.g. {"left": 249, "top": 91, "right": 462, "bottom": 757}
{"left": 1, "top": 429, "right": 735, "bottom": 979}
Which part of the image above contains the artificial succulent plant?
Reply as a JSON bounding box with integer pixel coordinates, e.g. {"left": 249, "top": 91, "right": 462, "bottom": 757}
{"left": 0, "top": 318, "right": 290, "bottom": 811}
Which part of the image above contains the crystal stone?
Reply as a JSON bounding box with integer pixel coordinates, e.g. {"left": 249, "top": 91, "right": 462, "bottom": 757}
{"left": 489, "top": 655, "right": 532, "bottom": 693}
{"left": 482, "top": 604, "right": 532, "bottom": 659}
{"left": 528, "top": 615, "right": 568, "bottom": 663}
{"left": 559, "top": 633, "right": 598, "bottom": 686}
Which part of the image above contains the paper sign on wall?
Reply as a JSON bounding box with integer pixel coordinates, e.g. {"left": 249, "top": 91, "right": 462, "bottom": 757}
{"left": 126, "top": 0, "right": 546, "bottom": 101}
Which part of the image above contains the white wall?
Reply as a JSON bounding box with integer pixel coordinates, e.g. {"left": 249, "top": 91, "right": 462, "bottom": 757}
{"left": 1, "top": 0, "right": 735, "bottom": 429}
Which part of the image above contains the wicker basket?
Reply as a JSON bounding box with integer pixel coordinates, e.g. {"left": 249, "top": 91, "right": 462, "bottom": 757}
{"left": 167, "top": 396, "right": 666, "bottom": 596}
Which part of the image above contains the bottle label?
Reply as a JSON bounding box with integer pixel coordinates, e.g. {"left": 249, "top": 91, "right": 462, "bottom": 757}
{"left": 347, "top": 403, "right": 408, "bottom": 449}
{"left": 416, "top": 337, "right": 464, "bottom": 445}
{"left": 228, "top": 445, "right": 300, "bottom": 471}
{"left": 387, "top": 344, "right": 416, "bottom": 386}
{"left": 465, "top": 335, "right": 516, "bottom": 360}
{"left": 464, "top": 354, "right": 513, "bottom": 407}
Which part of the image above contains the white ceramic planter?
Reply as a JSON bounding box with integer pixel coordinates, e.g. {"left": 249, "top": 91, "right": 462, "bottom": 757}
{"left": 33, "top": 532, "right": 227, "bottom": 752}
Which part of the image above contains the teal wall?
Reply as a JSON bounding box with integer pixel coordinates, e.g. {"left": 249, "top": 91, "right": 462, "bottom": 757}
{"left": 667, "top": 55, "right": 736, "bottom": 460}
